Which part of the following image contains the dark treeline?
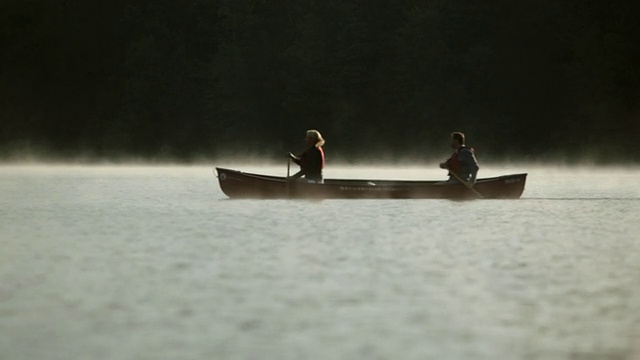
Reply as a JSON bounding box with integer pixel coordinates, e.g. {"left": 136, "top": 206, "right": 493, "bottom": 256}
{"left": 1, "top": 1, "right": 639, "bottom": 163}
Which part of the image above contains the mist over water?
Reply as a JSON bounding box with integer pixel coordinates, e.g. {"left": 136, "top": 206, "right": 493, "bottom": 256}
{"left": 1, "top": 163, "right": 639, "bottom": 360}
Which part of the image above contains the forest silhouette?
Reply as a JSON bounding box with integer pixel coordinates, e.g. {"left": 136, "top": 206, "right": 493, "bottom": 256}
{"left": 2, "top": 1, "right": 639, "bottom": 163}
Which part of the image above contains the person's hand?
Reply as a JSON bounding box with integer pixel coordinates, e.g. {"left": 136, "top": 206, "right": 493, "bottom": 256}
{"left": 439, "top": 162, "right": 447, "bottom": 169}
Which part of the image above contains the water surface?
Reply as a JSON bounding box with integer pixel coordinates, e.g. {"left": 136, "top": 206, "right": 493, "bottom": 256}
{"left": 1, "top": 164, "right": 639, "bottom": 360}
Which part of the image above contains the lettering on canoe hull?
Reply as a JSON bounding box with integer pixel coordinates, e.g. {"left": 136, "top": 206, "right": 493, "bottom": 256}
{"left": 339, "top": 186, "right": 408, "bottom": 191}
{"left": 504, "top": 178, "right": 521, "bottom": 184}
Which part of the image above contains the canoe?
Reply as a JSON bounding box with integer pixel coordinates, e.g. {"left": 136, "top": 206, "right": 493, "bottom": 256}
{"left": 215, "top": 167, "right": 527, "bottom": 200}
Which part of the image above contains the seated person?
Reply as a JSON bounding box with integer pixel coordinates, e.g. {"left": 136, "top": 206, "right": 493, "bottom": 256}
{"left": 439, "top": 131, "right": 479, "bottom": 185}
{"left": 289, "top": 129, "right": 325, "bottom": 183}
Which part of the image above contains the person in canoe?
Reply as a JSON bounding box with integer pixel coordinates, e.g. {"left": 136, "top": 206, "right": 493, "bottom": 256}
{"left": 439, "top": 131, "right": 479, "bottom": 187}
{"left": 288, "top": 129, "right": 325, "bottom": 183}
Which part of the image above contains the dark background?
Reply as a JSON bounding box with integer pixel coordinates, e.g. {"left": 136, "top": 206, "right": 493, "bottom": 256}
{"left": 2, "top": 1, "right": 639, "bottom": 163}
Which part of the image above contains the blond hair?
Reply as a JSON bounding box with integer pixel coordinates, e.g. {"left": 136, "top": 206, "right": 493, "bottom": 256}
{"left": 306, "top": 129, "right": 325, "bottom": 147}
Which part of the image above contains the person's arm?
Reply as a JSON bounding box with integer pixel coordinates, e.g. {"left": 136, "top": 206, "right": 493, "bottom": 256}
{"left": 439, "top": 157, "right": 452, "bottom": 169}
{"left": 288, "top": 152, "right": 301, "bottom": 166}
{"left": 288, "top": 149, "right": 308, "bottom": 179}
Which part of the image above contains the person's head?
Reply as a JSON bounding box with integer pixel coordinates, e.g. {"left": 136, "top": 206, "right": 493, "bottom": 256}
{"left": 450, "top": 131, "right": 465, "bottom": 149}
{"left": 305, "top": 129, "right": 325, "bottom": 147}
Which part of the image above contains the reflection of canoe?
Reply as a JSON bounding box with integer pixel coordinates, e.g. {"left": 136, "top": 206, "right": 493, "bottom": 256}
{"left": 215, "top": 167, "right": 527, "bottom": 200}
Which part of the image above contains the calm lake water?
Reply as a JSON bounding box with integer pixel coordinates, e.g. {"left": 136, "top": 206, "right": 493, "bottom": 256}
{"left": 1, "top": 163, "right": 639, "bottom": 360}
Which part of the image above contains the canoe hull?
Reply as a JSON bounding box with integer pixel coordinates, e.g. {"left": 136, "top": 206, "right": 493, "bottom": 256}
{"left": 215, "top": 167, "right": 527, "bottom": 200}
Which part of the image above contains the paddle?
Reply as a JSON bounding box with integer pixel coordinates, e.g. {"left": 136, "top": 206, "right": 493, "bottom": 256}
{"left": 448, "top": 169, "right": 484, "bottom": 199}
{"left": 286, "top": 157, "right": 291, "bottom": 197}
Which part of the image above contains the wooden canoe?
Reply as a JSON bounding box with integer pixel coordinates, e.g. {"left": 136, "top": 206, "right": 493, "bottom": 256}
{"left": 215, "top": 167, "right": 527, "bottom": 200}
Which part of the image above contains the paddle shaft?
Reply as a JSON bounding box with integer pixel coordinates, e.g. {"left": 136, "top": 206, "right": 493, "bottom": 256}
{"left": 448, "top": 169, "right": 483, "bottom": 199}
{"left": 286, "top": 157, "right": 291, "bottom": 197}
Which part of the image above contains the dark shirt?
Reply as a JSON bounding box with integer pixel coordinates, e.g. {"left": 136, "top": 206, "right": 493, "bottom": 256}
{"left": 291, "top": 146, "right": 324, "bottom": 181}
{"left": 445, "top": 146, "right": 480, "bottom": 183}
